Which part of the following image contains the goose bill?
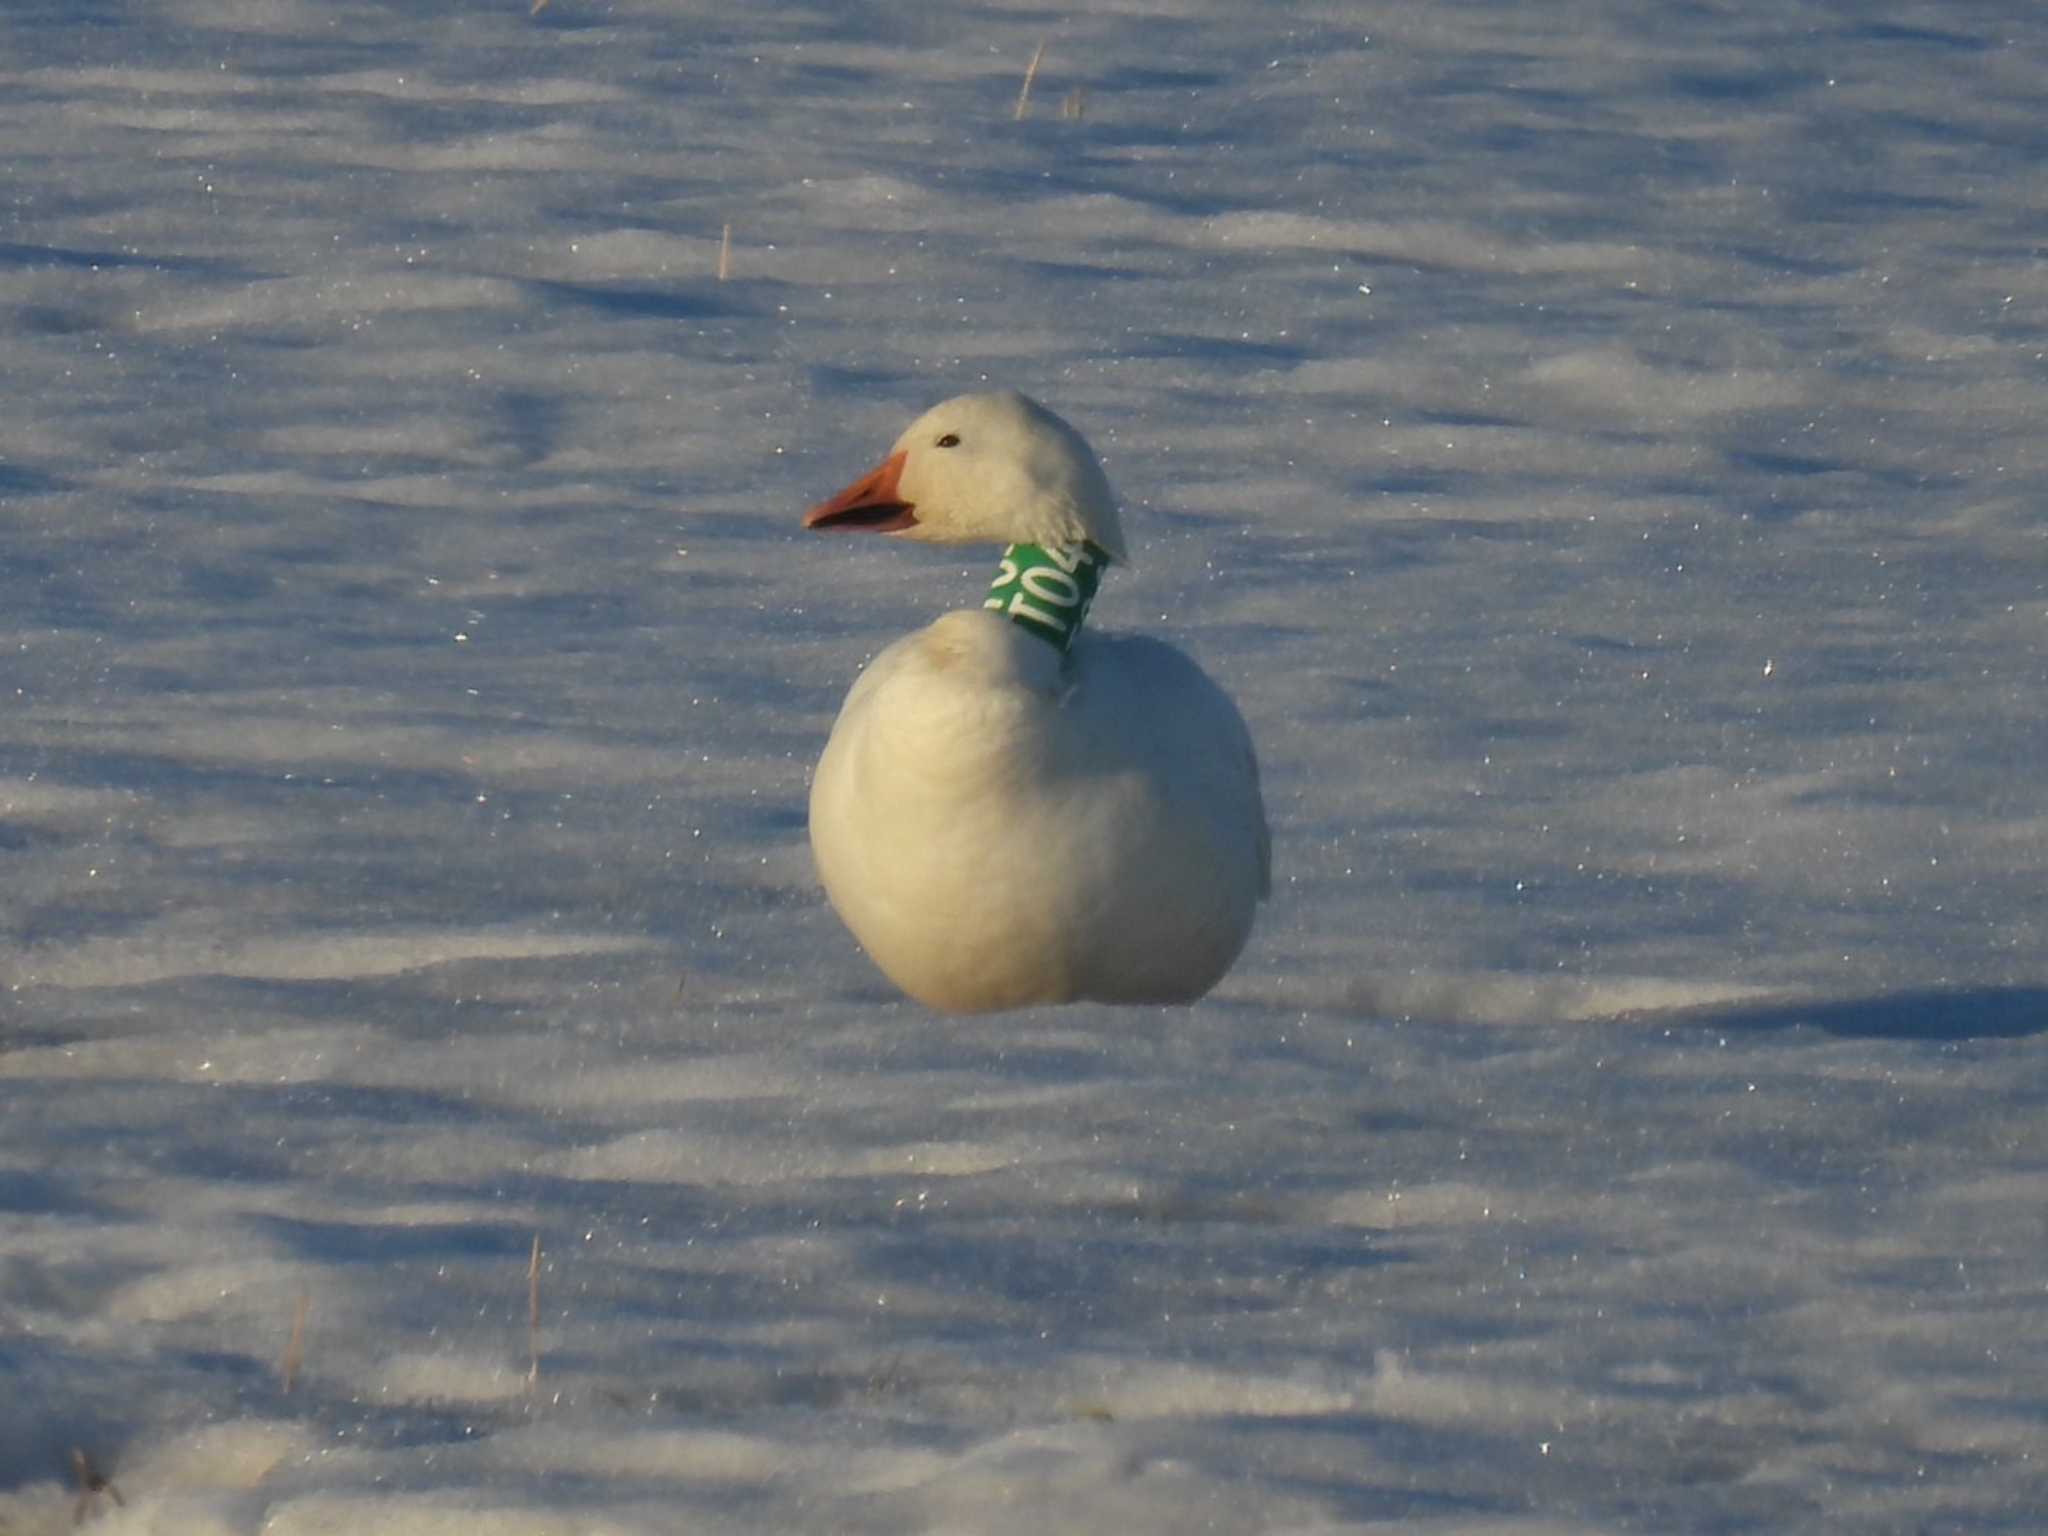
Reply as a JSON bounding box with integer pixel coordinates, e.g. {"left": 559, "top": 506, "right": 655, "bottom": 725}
{"left": 803, "top": 451, "right": 917, "bottom": 533}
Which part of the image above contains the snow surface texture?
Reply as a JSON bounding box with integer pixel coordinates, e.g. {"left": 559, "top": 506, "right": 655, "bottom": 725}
{"left": 3, "top": 0, "right": 2045, "bottom": 1529}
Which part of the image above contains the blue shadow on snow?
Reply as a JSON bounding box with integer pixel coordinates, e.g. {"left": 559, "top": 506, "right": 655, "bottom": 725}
{"left": 1695, "top": 986, "right": 2048, "bottom": 1041}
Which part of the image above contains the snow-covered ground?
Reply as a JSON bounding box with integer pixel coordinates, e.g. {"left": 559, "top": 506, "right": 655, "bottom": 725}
{"left": 4, "top": 0, "right": 2044, "bottom": 1529}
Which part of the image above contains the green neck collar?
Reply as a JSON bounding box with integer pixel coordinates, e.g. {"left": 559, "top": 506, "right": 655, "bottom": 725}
{"left": 984, "top": 541, "right": 1112, "bottom": 653}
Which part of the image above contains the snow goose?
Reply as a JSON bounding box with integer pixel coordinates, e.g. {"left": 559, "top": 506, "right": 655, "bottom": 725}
{"left": 803, "top": 391, "right": 1269, "bottom": 1013}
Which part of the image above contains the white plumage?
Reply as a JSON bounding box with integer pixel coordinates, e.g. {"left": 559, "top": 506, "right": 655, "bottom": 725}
{"left": 804, "top": 391, "right": 1269, "bottom": 1013}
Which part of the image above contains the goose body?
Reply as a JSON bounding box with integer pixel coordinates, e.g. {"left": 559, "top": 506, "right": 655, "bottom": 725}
{"left": 805, "top": 392, "right": 1268, "bottom": 1013}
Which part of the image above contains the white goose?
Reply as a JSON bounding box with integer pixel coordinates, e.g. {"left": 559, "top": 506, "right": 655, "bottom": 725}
{"left": 804, "top": 391, "right": 1269, "bottom": 1013}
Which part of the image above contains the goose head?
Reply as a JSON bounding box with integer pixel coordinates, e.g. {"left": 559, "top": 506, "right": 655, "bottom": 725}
{"left": 804, "top": 391, "right": 1128, "bottom": 562}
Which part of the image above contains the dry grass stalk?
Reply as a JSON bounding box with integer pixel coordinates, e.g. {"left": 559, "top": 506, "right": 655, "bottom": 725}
{"left": 717, "top": 222, "right": 732, "bottom": 282}
{"left": 1014, "top": 40, "right": 1046, "bottom": 120}
{"left": 281, "top": 1291, "right": 311, "bottom": 1394}
{"left": 530, "top": 0, "right": 552, "bottom": 15}
{"left": 70, "top": 1448, "right": 125, "bottom": 1524}
{"left": 526, "top": 1232, "right": 542, "bottom": 1394}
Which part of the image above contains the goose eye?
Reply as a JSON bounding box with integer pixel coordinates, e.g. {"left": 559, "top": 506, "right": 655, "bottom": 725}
{"left": 935, "top": 433, "right": 961, "bottom": 448}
